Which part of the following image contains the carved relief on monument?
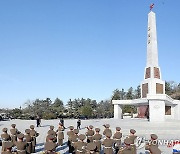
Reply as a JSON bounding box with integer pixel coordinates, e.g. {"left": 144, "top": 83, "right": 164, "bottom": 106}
{"left": 165, "top": 106, "right": 171, "bottom": 115}
{"left": 154, "top": 67, "right": 160, "bottom": 79}
{"left": 156, "top": 83, "right": 163, "bottom": 94}
{"left": 145, "top": 67, "right": 151, "bottom": 79}
{"left": 142, "top": 83, "right": 148, "bottom": 98}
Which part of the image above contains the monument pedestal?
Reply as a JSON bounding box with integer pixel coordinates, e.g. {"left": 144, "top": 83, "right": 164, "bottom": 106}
{"left": 149, "top": 100, "right": 165, "bottom": 122}
{"left": 114, "top": 104, "right": 122, "bottom": 119}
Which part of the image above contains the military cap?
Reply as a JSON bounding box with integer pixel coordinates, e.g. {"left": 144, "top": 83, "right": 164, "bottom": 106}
{"left": 151, "top": 134, "right": 158, "bottom": 140}
{"left": 116, "top": 127, "right": 121, "bottom": 131}
{"left": 130, "top": 129, "right": 136, "bottom": 134}
{"left": 79, "top": 134, "right": 86, "bottom": 140}
{"left": 47, "top": 134, "right": 55, "bottom": 140}
{"left": 124, "top": 138, "right": 132, "bottom": 145}
{"left": 17, "top": 133, "right": 24, "bottom": 139}
{"left": 106, "top": 124, "right": 110, "bottom": 128}
{"left": 50, "top": 125, "right": 54, "bottom": 130}
{"left": 87, "top": 142, "right": 96, "bottom": 151}
{"left": 69, "top": 126, "right": 74, "bottom": 130}
{"left": 105, "top": 132, "right": 112, "bottom": 138}
{"left": 25, "top": 129, "right": 30, "bottom": 134}
{"left": 46, "top": 142, "right": 55, "bottom": 151}
{"left": 74, "top": 129, "right": 79, "bottom": 134}
{"left": 11, "top": 124, "right": 16, "bottom": 128}
{"left": 2, "top": 128, "right": 8, "bottom": 132}
{"left": 30, "top": 125, "right": 35, "bottom": 129}
{"left": 95, "top": 128, "right": 100, "bottom": 132}
{"left": 4, "top": 142, "right": 13, "bottom": 149}
{"left": 89, "top": 125, "right": 93, "bottom": 129}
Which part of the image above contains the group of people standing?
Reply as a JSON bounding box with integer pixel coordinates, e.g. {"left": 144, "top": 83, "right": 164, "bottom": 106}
{"left": 1, "top": 124, "right": 39, "bottom": 154}
{"left": 1, "top": 121, "right": 161, "bottom": 154}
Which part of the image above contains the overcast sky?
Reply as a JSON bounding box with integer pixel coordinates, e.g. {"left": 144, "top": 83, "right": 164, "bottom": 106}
{"left": 0, "top": 0, "right": 180, "bottom": 109}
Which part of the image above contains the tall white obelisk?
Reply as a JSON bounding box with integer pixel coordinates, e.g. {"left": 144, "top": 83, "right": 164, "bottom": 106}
{"left": 140, "top": 6, "right": 166, "bottom": 122}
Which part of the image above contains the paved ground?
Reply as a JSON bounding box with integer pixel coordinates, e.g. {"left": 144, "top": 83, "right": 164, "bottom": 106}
{"left": 1, "top": 118, "right": 180, "bottom": 153}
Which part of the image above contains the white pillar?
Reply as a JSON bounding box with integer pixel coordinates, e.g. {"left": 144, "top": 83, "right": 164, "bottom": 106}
{"left": 114, "top": 104, "right": 122, "bottom": 119}
{"left": 149, "top": 100, "right": 165, "bottom": 122}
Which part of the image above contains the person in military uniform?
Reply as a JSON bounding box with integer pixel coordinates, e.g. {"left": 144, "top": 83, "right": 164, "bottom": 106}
{"left": 56, "top": 123, "right": 64, "bottom": 146}
{"left": 67, "top": 126, "right": 74, "bottom": 153}
{"left": 24, "top": 129, "right": 32, "bottom": 154}
{"left": 118, "top": 138, "right": 134, "bottom": 154}
{"left": 70, "top": 129, "right": 79, "bottom": 154}
{"left": 74, "top": 134, "right": 87, "bottom": 154}
{"left": 30, "top": 125, "right": 39, "bottom": 153}
{"left": 128, "top": 129, "right": 137, "bottom": 154}
{"left": 86, "top": 142, "right": 99, "bottom": 154}
{"left": 44, "top": 135, "right": 57, "bottom": 154}
{"left": 1, "top": 128, "right": 11, "bottom": 152}
{"left": 15, "top": 133, "right": 27, "bottom": 154}
{"left": 113, "top": 127, "right": 122, "bottom": 154}
{"left": 145, "top": 134, "right": 160, "bottom": 154}
{"left": 46, "top": 126, "right": 57, "bottom": 143}
{"left": 2, "top": 141, "right": 14, "bottom": 154}
{"left": 102, "top": 132, "right": 114, "bottom": 154}
{"left": 86, "top": 125, "right": 95, "bottom": 143}
{"left": 10, "top": 124, "right": 20, "bottom": 145}
{"left": 92, "top": 128, "right": 102, "bottom": 153}
{"left": 103, "top": 124, "right": 112, "bottom": 137}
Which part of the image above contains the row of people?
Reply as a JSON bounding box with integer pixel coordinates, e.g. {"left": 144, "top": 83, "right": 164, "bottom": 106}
{"left": 1, "top": 122, "right": 161, "bottom": 154}
{"left": 44, "top": 123, "right": 161, "bottom": 154}
{"left": 1, "top": 124, "right": 39, "bottom": 154}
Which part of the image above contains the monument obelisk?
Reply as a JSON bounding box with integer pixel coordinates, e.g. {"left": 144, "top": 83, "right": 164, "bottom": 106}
{"left": 113, "top": 4, "right": 180, "bottom": 122}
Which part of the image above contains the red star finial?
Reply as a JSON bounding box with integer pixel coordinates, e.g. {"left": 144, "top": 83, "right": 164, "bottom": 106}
{"left": 150, "top": 3, "right": 154, "bottom": 11}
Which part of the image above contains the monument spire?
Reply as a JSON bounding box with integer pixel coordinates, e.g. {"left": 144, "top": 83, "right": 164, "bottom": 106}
{"left": 147, "top": 4, "right": 158, "bottom": 67}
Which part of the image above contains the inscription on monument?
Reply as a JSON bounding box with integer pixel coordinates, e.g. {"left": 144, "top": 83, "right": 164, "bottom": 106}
{"left": 142, "top": 83, "right": 148, "bottom": 98}
{"left": 156, "top": 83, "right": 163, "bottom": 94}
{"left": 154, "top": 67, "right": 160, "bottom": 79}
{"left": 145, "top": 67, "right": 151, "bottom": 79}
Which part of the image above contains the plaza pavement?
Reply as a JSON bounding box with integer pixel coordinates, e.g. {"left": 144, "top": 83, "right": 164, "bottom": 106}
{"left": 1, "top": 117, "right": 180, "bottom": 153}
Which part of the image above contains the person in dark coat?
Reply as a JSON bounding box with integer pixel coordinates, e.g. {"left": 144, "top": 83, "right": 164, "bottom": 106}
{"left": 77, "top": 119, "right": 81, "bottom": 129}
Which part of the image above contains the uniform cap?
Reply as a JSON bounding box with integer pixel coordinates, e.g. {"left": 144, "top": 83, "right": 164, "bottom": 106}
{"left": 69, "top": 126, "right": 74, "bottom": 130}
{"left": 151, "top": 134, "right": 158, "bottom": 140}
{"left": 124, "top": 138, "right": 132, "bottom": 145}
{"left": 105, "top": 132, "right": 112, "bottom": 138}
{"left": 87, "top": 142, "right": 96, "bottom": 151}
{"left": 116, "top": 127, "right": 121, "bottom": 131}
{"left": 106, "top": 124, "right": 110, "bottom": 128}
{"left": 2, "top": 128, "right": 8, "bottom": 132}
{"left": 79, "top": 134, "right": 86, "bottom": 140}
{"left": 11, "top": 124, "right": 16, "bottom": 128}
{"left": 130, "top": 129, "right": 136, "bottom": 134}
{"left": 30, "top": 125, "right": 35, "bottom": 129}
{"left": 73, "top": 129, "right": 79, "bottom": 134}
{"left": 50, "top": 125, "right": 54, "bottom": 130}
{"left": 25, "top": 129, "right": 30, "bottom": 134}
{"left": 4, "top": 142, "right": 13, "bottom": 149}
{"left": 95, "top": 128, "right": 100, "bottom": 132}
{"left": 17, "top": 133, "right": 24, "bottom": 139}
{"left": 89, "top": 125, "right": 93, "bottom": 129}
